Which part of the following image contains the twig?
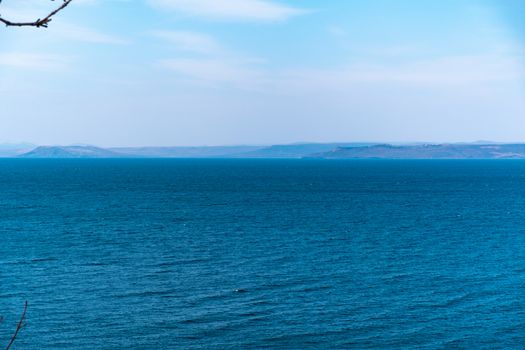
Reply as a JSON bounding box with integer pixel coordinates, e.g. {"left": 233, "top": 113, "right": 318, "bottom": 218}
{"left": 4, "top": 301, "right": 28, "bottom": 350}
{"left": 0, "top": 0, "right": 73, "bottom": 28}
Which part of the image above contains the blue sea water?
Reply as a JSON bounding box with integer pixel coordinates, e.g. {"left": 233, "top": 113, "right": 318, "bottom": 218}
{"left": 0, "top": 159, "right": 524, "bottom": 349}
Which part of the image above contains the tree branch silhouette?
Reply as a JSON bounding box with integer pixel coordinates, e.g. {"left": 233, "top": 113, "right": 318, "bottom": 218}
{"left": 0, "top": 0, "right": 72, "bottom": 28}
{"left": 4, "top": 302, "right": 28, "bottom": 350}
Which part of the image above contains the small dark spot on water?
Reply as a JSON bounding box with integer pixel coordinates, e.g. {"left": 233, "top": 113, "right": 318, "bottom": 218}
{"left": 30, "top": 257, "right": 59, "bottom": 263}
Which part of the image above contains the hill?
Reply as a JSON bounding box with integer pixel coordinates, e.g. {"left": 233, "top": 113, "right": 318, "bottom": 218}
{"left": 20, "top": 146, "right": 128, "bottom": 158}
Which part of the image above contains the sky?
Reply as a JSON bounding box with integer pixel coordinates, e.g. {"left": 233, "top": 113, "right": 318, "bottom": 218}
{"left": 0, "top": 0, "right": 524, "bottom": 147}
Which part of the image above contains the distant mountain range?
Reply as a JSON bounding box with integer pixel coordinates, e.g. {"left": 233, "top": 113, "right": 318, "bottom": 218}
{"left": 16, "top": 143, "right": 373, "bottom": 159}
{"left": 225, "top": 143, "right": 374, "bottom": 158}
{"left": 12, "top": 143, "right": 525, "bottom": 159}
{"left": 310, "top": 144, "right": 525, "bottom": 159}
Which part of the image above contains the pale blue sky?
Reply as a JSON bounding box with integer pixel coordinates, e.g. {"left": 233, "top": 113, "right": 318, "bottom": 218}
{"left": 0, "top": 0, "right": 524, "bottom": 146}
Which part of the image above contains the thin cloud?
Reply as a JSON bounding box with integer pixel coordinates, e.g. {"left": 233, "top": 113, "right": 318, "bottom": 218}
{"left": 148, "top": 0, "right": 307, "bottom": 22}
{"left": 273, "top": 53, "right": 525, "bottom": 96}
{"left": 152, "top": 30, "right": 222, "bottom": 54}
{"left": 52, "top": 23, "right": 130, "bottom": 45}
{"left": 158, "top": 58, "right": 265, "bottom": 88}
{"left": 0, "top": 53, "right": 69, "bottom": 70}
{"left": 158, "top": 52, "right": 525, "bottom": 92}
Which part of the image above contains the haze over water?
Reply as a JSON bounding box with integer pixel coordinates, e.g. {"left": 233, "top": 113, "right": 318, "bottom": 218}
{"left": 1, "top": 159, "right": 524, "bottom": 349}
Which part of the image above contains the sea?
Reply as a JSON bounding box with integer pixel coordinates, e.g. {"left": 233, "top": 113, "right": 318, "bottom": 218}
{"left": 0, "top": 159, "right": 524, "bottom": 349}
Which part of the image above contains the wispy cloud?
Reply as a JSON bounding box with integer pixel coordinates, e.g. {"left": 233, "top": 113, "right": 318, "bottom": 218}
{"left": 327, "top": 25, "right": 346, "bottom": 37}
{"left": 151, "top": 30, "right": 221, "bottom": 54}
{"left": 158, "top": 51, "right": 525, "bottom": 92}
{"left": 154, "top": 29, "right": 267, "bottom": 88}
{"left": 158, "top": 58, "right": 265, "bottom": 89}
{"left": 272, "top": 53, "right": 525, "bottom": 97}
{"left": 52, "top": 23, "right": 130, "bottom": 45}
{"left": 0, "top": 53, "right": 69, "bottom": 70}
{"left": 148, "top": 0, "right": 306, "bottom": 22}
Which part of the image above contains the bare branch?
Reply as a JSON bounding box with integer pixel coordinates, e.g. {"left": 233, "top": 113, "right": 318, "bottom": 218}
{"left": 0, "top": 0, "right": 73, "bottom": 28}
{"left": 4, "top": 301, "right": 28, "bottom": 350}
